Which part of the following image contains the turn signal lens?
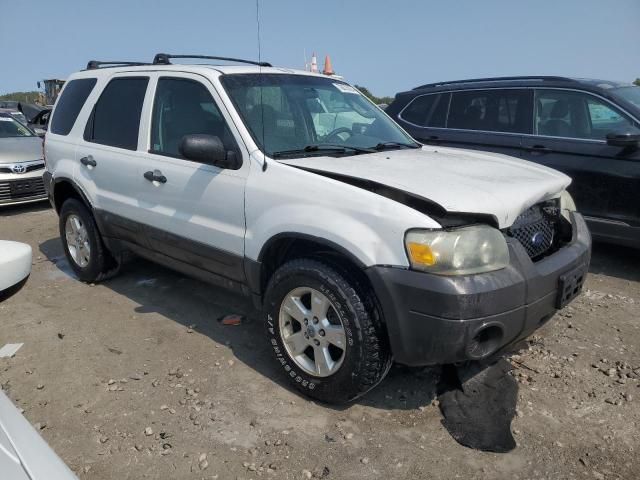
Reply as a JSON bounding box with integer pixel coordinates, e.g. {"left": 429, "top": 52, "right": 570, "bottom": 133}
{"left": 407, "top": 242, "right": 436, "bottom": 266}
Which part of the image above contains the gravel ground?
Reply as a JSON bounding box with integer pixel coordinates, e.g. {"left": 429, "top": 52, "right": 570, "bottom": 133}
{"left": 1, "top": 203, "right": 639, "bottom": 480}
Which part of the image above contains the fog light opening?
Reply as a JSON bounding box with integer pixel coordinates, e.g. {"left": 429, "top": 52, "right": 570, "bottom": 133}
{"left": 467, "top": 325, "right": 504, "bottom": 360}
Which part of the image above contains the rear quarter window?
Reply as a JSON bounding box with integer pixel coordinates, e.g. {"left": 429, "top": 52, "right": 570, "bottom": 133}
{"left": 400, "top": 93, "right": 449, "bottom": 128}
{"left": 401, "top": 94, "right": 437, "bottom": 126}
{"left": 50, "top": 78, "right": 97, "bottom": 135}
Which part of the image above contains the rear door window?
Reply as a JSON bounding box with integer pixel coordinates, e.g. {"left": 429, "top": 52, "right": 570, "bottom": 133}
{"left": 49, "top": 78, "right": 97, "bottom": 135}
{"left": 448, "top": 89, "right": 532, "bottom": 133}
{"left": 84, "top": 77, "right": 149, "bottom": 150}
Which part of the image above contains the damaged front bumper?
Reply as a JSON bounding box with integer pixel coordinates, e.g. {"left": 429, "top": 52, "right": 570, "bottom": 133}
{"left": 367, "top": 212, "right": 591, "bottom": 366}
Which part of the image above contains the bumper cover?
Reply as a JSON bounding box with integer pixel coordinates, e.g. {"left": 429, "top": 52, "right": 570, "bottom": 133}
{"left": 43, "top": 170, "right": 54, "bottom": 207}
{"left": 367, "top": 212, "right": 591, "bottom": 366}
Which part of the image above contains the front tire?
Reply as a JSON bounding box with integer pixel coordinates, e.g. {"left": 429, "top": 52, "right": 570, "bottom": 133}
{"left": 264, "top": 258, "right": 391, "bottom": 403}
{"left": 59, "top": 199, "right": 119, "bottom": 283}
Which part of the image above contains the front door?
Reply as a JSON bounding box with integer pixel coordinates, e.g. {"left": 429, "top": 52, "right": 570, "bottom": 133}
{"left": 521, "top": 89, "right": 640, "bottom": 233}
{"left": 137, "top": 74, "right": 249, "bottom": 284}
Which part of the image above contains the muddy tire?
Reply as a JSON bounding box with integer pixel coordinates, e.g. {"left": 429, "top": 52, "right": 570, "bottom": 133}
{"left": 264, "top": 258, "right": 391, "bottom": 404}
{"left": 59, "top": 198, "right": 119, "bottom": 283}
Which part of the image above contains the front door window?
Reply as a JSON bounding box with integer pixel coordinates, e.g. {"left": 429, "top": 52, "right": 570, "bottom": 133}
{"left": 150, "top": 77, "right": 238, "bottom": 160}
{"left": 534, "top": 90, "right": 640, "bottom": 140}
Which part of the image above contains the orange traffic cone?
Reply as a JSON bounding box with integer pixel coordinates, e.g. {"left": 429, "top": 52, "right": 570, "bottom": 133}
{"left": 323, "top": 55, "right": 334, "bottom": 76}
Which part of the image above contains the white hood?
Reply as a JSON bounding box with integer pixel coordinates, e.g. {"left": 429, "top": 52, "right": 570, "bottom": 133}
{"left": 280, "top": 146, "right": 570, "bottom": 228}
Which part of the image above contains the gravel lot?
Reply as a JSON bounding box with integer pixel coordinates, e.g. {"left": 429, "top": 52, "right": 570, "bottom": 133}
{"left": 1, "top": 203, "right": 639, "bottom": 480}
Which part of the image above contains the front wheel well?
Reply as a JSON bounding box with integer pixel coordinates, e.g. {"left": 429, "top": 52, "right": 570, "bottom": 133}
{"left": 258, "top": 235, "right": 371, "bottom": 301}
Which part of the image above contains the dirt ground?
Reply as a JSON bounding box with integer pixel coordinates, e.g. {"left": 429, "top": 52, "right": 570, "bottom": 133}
{"left": 1, "top": 202, "right": 639, "bottom": 480}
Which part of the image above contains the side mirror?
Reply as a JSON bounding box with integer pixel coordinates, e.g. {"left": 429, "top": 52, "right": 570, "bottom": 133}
{"left": 179, "top": 134, "right": 241, "bottom": 169}
{"left": 606, "top": 132, "right": 640, "bottom": 149}
{"left": 0, "top": 241, "right": 32, "bottom": 302}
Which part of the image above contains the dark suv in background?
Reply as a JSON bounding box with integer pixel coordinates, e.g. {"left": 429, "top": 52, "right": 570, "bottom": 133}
{"left": 387, "top": 77, "right": 640, "bottom": 247}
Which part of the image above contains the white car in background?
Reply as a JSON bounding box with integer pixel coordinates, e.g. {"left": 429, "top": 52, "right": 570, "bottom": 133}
{"left": 0, "top": 240, "right": 77, "bottom": 479}
{"left": 0, "top": 241, "right": 31, "bottom": 301}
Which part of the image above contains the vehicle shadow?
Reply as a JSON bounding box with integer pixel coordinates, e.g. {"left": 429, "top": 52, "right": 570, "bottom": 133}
{"left": 589, "top": 241, "right": 640, "bottom": 283}
{"left": 38, "top": 237, "right": 439, "bottom": 412}
{"left": 0, "top": 200, "right": 50, "bottom": 218}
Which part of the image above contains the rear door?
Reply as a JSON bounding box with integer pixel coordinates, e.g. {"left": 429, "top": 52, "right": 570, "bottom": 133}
{"left": 75, "top": 74, "right": 151, "bottom": 247}
{"left": 521, "top": 89, "right": 640, "bottom": 230}
{"left": 135, "top": 73, "right": 248, "bottom": 284}
{"left": 46, "top": 76, "right": 97, "bottom": 191}
{"left": 399, "top": 89, "right": 532, "bottom": 159}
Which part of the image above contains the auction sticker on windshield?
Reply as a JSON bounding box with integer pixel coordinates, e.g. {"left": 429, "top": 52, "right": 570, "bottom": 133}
{"left": 333, "top": 83, "right": 359, "bottom": 94}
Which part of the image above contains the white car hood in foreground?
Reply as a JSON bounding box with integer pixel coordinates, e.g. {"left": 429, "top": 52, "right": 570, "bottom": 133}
{"left": 0, "top": 392, "right": 77, "bottom": 479}
{"left": 280, "top": 146, "right": 571, "bottom": 229}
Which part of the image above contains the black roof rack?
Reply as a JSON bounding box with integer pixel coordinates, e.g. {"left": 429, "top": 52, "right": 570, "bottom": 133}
{"left": 413, "top": 76, "right": 578, "bottom": 90}
{"left": 153, "top": 53, "right": 272, "bottom": 68}
{"left": 86, "top": 60, "right": 150, "bottom": 70}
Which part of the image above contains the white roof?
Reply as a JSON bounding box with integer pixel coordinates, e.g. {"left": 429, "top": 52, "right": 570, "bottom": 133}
{"left": 71, "top": 63, "right": 332, "bottom": 80}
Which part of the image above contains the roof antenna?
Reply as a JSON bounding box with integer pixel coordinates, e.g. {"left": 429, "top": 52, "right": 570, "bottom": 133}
{"left": 256, "top": 0, "right": 267, "bottom": 172}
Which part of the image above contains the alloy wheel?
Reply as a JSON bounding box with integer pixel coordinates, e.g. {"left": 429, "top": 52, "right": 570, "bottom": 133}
{"left": 278, "top": 287, "right": 347, "bottom": 377}
{"left": 64, "top": 214, "right": 91, "bottom": 268}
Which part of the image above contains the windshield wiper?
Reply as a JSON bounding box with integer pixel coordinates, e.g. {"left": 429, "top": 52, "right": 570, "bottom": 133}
{"left": 272, "top": 144, "right": 374, "bottom": 158}
{"left": 373, "top": 141, "right": 421, "bottom": 151}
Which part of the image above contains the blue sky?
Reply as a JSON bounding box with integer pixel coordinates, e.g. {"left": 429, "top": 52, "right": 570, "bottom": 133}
{"left": 2, "top": 0, "right": 639, "bottom": 96}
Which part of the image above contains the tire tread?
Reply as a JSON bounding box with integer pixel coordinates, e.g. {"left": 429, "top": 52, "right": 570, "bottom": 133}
{"left": 265, "top": 257, "right": 391, "bottom": 403}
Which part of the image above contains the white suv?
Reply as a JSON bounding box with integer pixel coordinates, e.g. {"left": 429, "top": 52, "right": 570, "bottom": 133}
{"left": 44, "top": 54, "right": 591, "bottom": 403}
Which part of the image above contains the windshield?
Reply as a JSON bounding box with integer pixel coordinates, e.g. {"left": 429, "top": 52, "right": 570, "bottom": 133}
{"left": 612, "top": 86, "right": 640, "bottom": 109}
{"left": 10, "top": 112, "right": 28, "bottom": 125}
{"left": 221, "top": 74, "right": 418, "bottom": 158}
{"left": 0, "top": 115, "right": 34, "bottom": 138}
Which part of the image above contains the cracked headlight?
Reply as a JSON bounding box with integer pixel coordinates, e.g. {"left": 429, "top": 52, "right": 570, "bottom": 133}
{"left": 560, "top": 190, "right": 576, "bottom": 221}
{"left": 405, "top": 225, "right": 510, "bottom": 275}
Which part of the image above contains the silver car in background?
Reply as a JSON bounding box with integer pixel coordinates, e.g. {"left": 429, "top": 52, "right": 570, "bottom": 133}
{"left": 0, "top": 113, "right": 46, "bottom": 206}
{"left": 0, "top": 108, "right": 28, "bottom": 126}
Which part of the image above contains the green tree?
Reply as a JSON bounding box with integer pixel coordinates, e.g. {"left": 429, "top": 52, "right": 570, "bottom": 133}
{"left": 634, "top": 78, "right": 640, "bottom": 87}
{"left": 354, "top": 85, "right": 394, "bottom": 105}
{"left": 0, "top": 91, "right": 41, "bottom": 104}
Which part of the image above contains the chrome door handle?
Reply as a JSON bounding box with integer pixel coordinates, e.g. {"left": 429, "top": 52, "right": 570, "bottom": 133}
{"left": 80, "top": 155, "right": 96, "bottom": 167}
{"left": 144, "top": 170, "right": 167, "bottom": 184}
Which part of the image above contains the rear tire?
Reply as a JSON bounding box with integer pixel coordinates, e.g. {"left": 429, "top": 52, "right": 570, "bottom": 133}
{"left": 59, "top": 199, "right": 119, "bottom": 283}
{"left": 263, "top": 258, "right": 391, "bottom": 404}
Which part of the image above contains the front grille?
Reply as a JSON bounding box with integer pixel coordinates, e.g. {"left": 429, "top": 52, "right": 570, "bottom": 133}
{"left": 506, "top": 203, "right": 560, "bottom": 259}
{"left": 0, "top": 177, "right": 46, "bottom": 202}
{"left": 0, "top": 161, "right": 45, "bottom": 174}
